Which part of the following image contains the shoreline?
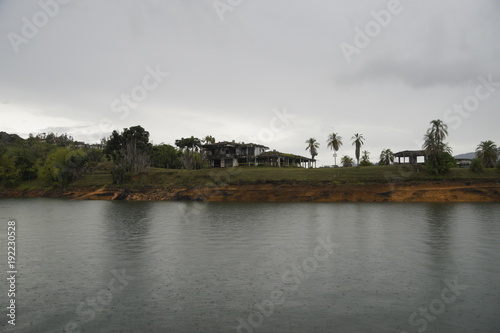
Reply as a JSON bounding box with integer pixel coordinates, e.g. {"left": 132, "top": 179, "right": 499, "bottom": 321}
{"left": 1, "top": 181, "right": 500, "bottom": 202}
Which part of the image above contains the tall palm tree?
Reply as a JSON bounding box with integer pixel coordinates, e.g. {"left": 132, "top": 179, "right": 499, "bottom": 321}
{"left": 379, "top": 149, "right": 394, "bottom": 165}
{"left": 351, "top": 133, "right": 365, "bottom": 166}
{"left": 428, "top": 119, "right": 448, "bottom": 145}
{"left": 305, "top": 138, "right": 319, "bottom": 160}
{"left": 424, "top": 119, "right": 448, "bottom": 155}
{"left": 476, "top": 140, "right": 498, "bottom": 168}
{"left": 326, "top": 133, "right": 342, "bottom": 166}
{"left": 423, "top": 132, "right": 452, "bottom": 156}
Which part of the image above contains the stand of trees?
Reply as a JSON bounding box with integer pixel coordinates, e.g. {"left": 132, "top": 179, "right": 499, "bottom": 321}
{"left": 0, "top": 131, "right": 102, "bottom": 187}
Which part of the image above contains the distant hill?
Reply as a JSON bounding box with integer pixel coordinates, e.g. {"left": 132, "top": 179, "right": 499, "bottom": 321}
{"left": 0, "top": 132, "right": 24, "bottom": 145}
{"left": 454, "top": 152, "right": 475, "bottom": 160}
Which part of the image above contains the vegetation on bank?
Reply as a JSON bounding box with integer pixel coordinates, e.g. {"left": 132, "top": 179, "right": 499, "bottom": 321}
{"left": 8, "top": 165, "right": 499, "bottom": 194}
{"left": 1, "top": 118, "right": 499, "bottom": 191}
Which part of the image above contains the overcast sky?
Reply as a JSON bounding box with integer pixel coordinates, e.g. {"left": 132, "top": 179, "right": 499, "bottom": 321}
{"left": 1, "top": 0, "right": 499, "bottom": 165}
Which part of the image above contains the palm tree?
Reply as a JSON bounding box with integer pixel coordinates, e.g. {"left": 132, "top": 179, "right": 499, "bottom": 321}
{"left": 360, "top": 150, "right": 372, "bottom": 166}
{"left": 326, "top": 133, "right": 343, "bottom": 166}
{"left": 203, "top": 135, "right": 215, "bottom": 144}
{"left": 424, "top": 119, "right": 449, "bottom": 155}
{"left": 476, "top": 140, "right": 498, "bottom": 168}
{"left": 428, "top": 119, "right": 448, "bottom": 145}
{"left": 341, "top": 155, "right": 354, "bottom": 167}
{"left": 351, "top": 133, "right": 365, "bottom": 166}
{"left": 379, "top": 149, "right": 394, "bottom": 165}
{"left": 305, "top": 138, "right": 319, "bottom": 161}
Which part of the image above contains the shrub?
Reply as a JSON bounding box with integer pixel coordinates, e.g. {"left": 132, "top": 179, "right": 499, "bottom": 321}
{"left": 469, "top": 158, "right": 484, "bottom": 173}
{"left": 111, "top": 166, "right": 129, "bottom": 185}
{"left": 425, "top": 152, "right": 456, "bottom": 175}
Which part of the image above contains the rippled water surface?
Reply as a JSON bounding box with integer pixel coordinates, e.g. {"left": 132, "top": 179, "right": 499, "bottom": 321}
{"left": 1, "top": 199, "right": 499, "bottom": 332}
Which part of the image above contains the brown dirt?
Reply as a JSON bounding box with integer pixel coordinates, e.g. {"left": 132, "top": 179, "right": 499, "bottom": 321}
{"left": 2, "top": 181, "right": 499, "bottom": 202}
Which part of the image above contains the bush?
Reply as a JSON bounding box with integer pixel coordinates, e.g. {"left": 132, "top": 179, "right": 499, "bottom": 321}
{"left": 38, "top": 148, "right": 89, "bottom": 187}
{"left": 469, "top": 158, "right": 484, "bottom": 173}
{"left": 496, "top": 160, "right": 500, "bottom": 172}
{"left": 111, "top": 166, "right": 129, "bottom": 185}
{"left": 425, "top": 152, "right": 456, "bottom": 175}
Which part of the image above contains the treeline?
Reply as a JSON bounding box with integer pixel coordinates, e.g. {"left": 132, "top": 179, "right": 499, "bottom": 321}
{"left": 1, "top": 121, "right": 498, "bottom": 188}
{"left": 0, "top": 131, "right": 103, "bottom": 187}
{"left": 0, "top": 126, "right": 211, "bottom": 187}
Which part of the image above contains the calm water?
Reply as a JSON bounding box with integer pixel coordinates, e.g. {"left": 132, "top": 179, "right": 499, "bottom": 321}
{"left": 1, "top": 199, "right": 499, "bottom": 333}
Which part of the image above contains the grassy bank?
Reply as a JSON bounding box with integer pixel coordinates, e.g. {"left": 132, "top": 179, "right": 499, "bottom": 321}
{"left": 8, "top": 165, "right": 497, "bottom": 192}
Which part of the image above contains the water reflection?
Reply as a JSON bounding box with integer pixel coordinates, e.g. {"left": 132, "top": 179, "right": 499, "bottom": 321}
{"left": 1, "top": 199, "right": 499, "bottom": 333}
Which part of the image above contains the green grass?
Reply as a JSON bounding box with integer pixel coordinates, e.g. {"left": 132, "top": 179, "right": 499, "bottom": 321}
{"left": 73, "top": 165, "right": 500, "bottom": 188}
{"left": 5, "top": 165, "right": 499, "bottom": 192}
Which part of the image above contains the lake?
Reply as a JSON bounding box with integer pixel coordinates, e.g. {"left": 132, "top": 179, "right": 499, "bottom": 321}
{"left": 1, "top": 199, "right": 499, "bottom": 332}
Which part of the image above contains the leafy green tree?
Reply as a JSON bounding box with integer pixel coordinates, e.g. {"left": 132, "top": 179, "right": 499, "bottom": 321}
{"left": 38, "top": 148, "right": 89, "bottom": 186}
{"left": 151, "top": 144, "right": 182, "bottom": 169}
{"left": 305, "top": 138, "right": 319, "bottom": 160}
{"left": 476, "top": 140, "right": 498, "bottom": 168}
{"left": 379, "top": 149, "right": 394, "bottom": 165}
{"left": 326, "top": 133, "right": 342, "bottom": 166}
{"left": 341, "top": 155, "right": 354, "bottom": 167}
{"left": 359, "top": 150, "right": 373, "bottom": 166}
{"left": 104, "top": 126, "right": 152, "bottom": 173}
{"left": 13, "top": 148, "right": 38, "bottom": 181}
{"left": 351, "top": 133, "right": 365, "bottom": 166}
{"left": 0, "top": 147, "right": 18, "bottom": 187}
{"left": 175, "top": 137, "right": 203, "bottom": 169}
{"left": 175, "top": 136, "right": 202, "bottom": 152}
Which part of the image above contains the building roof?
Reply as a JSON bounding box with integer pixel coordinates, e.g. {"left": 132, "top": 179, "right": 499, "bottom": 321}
{"left": 393, "top": 150, "right": 427, "bottom": 157}
{"left": 258, "top": 150, "right": 312, "bottom": 161}
{"left": 202, "top": 141, "right": 269, "bottom": 149}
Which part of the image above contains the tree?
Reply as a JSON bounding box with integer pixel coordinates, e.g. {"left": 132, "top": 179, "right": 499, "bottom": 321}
{"left": 326, "top": 133, "right": 342, "bottom": 166}
{"left": 0, "top": 147, "right": 18, "bottom": 187}
{"left": 104, "top": 125, "right": 152, "bottom": 173}
{"left": 203, "top": 135, "right": 216, "bottom": 144}
{"left": 175, "top": 136, "right": 202, "bottom": 152}
{"left": 151, "top": 144, "right": 182, "bottom": 169}
{"left": 175, "top": 137, "right": 203, "bottom": 169}
{"left": 476, "top": 140, "right": 498, "bottom": 168}
{"left": 359, "top": 150, "right": 372, "bottom": 166}
{"left": 305, "top": 138, "right": 319, "bottom": 160}
{"left": 469, "top": 158, "right": 484, "bottom": 173}
{"left": 351, "top": 133, "right": 365, "bottom": 166}
{"left": 422, "top": 119, "right": 453, "bottom": 175}
{"left": 13, "top": 148, "right": 38, "bottom": 181}
{"left": 38, "top": 148, "right": 89, "bottom": 187}
{"left": 341, "top": 155, "right": 354, "bottom": 167}
{"left": 379, "top": 149, "right": 394, "bottom": 165}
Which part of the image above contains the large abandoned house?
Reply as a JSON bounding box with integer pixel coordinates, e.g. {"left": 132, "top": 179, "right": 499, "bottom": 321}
{"left": 202, "top": 141, "right": 313, "bottom": 168}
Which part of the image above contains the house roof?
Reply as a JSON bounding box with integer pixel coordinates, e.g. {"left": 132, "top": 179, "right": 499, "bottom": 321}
{"left": 393, "top": 150, "right": 427, "bottom": 157}
{"left": 202, "top": 141, "right": 269, "bottom": 149}
{"left": 258, "top": 150, "right": 312, "bottom": 161}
